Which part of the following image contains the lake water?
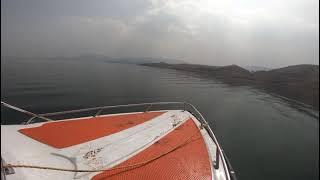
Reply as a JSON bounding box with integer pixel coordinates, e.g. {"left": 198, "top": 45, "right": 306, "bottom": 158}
{"left": 1, "top": 58, "right": 319, "bottom": 180}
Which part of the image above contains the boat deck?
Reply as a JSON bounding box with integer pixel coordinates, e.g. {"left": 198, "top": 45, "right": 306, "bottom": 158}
{"left": 1, "top": 110, "right": 229, "bottom": 180}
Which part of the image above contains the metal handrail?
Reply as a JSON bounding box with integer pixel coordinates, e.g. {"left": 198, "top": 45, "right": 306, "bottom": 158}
{"left": 1, "top": 102, "right": 53, "bottom": 123}
{"left": 1, "top": 101, "right": 234, "bottom": 180}
{"left": 37, "top": 102, "right": 184, "bottom": 117}
{"left": 184, "top": 102, "right": 233, "bottom": 180}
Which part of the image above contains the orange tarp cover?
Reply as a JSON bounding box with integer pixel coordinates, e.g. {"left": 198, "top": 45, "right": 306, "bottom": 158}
{"left": 92, "top": 119, "right": 212, "bottom": 180}
{"left": 19, "top": 112, "right": 164, "bottom": 148}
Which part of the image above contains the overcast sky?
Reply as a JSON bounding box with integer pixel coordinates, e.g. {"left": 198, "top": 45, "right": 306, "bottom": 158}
{"left": 1, "top": 0, "right": 319, "bottom": 67}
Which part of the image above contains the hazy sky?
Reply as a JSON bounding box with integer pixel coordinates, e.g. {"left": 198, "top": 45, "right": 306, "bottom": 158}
{"left": 1, "top": 0, "right": 319, "bottom": 67}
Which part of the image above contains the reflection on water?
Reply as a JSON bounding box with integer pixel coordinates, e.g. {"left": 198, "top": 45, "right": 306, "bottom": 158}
{"left": 1, "top": 59, "right": 319, "bottom": 180}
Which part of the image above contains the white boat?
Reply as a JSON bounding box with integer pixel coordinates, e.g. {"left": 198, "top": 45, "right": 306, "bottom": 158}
{"left": 1, "top": 101, "right": 236, "bottom": 180}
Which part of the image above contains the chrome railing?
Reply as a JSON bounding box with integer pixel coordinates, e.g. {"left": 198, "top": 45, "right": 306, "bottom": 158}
{"left": 1, "top": 101, "right": 53, "bottom": 123}
{"left": 1, "top": 101, "right": 236, "bottom": 180}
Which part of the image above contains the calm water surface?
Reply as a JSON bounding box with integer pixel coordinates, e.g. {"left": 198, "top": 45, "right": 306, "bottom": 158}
{"left": 1, "top": 59, "right": 319, "bottom": 180}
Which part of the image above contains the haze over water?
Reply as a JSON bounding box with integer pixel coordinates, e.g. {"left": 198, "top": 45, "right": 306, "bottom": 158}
{"left": 1, "top": 59, "right": 318, "bottom": 180}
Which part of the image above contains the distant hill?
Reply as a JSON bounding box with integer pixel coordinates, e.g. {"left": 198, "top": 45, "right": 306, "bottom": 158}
{"left": 113, "top": 57, "right": 185, "bottom": 64}
{"left": 142, "top": 63, "right": 250, "bottom": 75}
{"left": 253, "top": 64, "right": 319, "bottom": 108}
{"left": 2, "top": 55, "right": 186, "bottom": 64}
{"left": 254, "top": 64, "right": 318, "bottom": 81}
{"left": 243, "top": 66, "right": 271, "bottom": 72}
{"left": 142, "top": 63, "right": 319, "bottom": 109}
{"left": 142, "top": 63, "right": 254, "bottom": 84}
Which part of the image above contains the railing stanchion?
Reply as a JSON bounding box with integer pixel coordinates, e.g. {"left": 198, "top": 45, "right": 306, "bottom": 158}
{"left": 94, "top": 108, "right": 104, "bottom": 117}
{"left": 214, "top": 146, "right": 220, "bottom": 169}
{"left": 144, "top": 103, "right": 153, "bottom": 112}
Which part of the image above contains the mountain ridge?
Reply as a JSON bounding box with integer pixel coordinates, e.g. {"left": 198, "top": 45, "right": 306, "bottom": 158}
{"left": 141, "top": 62, "right": 319, "bottom": 109}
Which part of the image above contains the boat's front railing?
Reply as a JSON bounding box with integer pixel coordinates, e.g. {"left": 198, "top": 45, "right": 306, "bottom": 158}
{"left": 36, "top": 102, "right": 188, "bottom": 123}
{"left": 1, "top": 101, "right": 236, "bottom": 180}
